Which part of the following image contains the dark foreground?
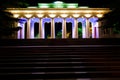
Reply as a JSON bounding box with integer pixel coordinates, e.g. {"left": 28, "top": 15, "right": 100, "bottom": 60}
{"left": 0, "top": 38, "right": 120, "bottom": 80}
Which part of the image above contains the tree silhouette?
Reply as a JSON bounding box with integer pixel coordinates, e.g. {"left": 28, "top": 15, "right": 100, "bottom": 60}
{"left": 0, "top": 0, "right": 28, "bottom": 39}
{"left": 98, "top": 1, "right": 120, "bottom": 34}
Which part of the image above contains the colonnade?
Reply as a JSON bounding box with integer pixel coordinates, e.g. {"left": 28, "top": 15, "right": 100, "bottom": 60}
{"left": 17, "top": 17, "right": 99, "bottom": 39}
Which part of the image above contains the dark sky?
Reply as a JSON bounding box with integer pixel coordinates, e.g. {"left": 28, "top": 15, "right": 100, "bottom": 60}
{"left": 27, "top": 0, "right": 112, "bottom": 8}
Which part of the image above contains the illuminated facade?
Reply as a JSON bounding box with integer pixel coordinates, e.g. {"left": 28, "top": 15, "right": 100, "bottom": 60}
{"left": 7, "top": 1, "right": 110, "bottom": 39}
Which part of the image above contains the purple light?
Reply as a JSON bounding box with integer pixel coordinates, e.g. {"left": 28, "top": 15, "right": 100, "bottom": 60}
{"left": 89, "top": 17, "right": 98, "bottom": 22}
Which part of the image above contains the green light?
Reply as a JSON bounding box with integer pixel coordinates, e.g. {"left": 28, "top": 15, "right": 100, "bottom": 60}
{"left": 53, "top": 1, "right": 64, "bottom": 8}
{"left": 66, "top": 4, "right": 78, "bottom": 8}
{"left": 38, "top": 1, "right": 79, "bottom": 8}
{"left": 38, "top": 3, "right": 49, "bottom": 8}
{"left": 53, "top": 4, "right": 64, "bottom": 8}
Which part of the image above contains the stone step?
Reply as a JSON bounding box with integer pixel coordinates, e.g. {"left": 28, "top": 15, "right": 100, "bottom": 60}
{"left": 1, "top": 58, "right": 119, "bottom": 62}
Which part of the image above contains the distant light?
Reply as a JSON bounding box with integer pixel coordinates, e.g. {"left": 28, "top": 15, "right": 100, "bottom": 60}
{"left": 38, "top": 4, "right": 49, "bottom": 8}
{"left": 27, "top": 6, "right": 37, "bottom": 8}
{"left": 66, "top": 4, "right": 78, "bottom": 8}
{"left": 79, "top": 6, "right": 89, "bottom": 8}
{"left": 53, "top": 1, "right": 64, "bottom": 8}
{"left": 54, "top": 1, "right": 64, "bottom": 4}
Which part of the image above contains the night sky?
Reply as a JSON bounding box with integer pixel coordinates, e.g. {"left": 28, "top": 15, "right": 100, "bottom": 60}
{"left": 27, "top": 0, "right": 112, "bottom": 8}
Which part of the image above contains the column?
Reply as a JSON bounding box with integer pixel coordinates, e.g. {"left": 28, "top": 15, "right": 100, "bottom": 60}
{"left": 86, "top": 19, "right": 90, "bottom": 38}
{"left": 17, "top": 23, "right": 21, "bottom": 39}
{"left": 62, "top": 18, "right": 67, "bottom": 38}
{"left": 91, "top": 22, "right": 95, "bottom": 38}
{"left": 27, "top": 18, "right": 31, "bottom": 39}
{"left": 51, "top": 18, "right": 55, "bottom": 38}
{"left": 30, "top": 22, "right": 34, "bottom": 39}
{"left": 21, "top": 22, "right": 25, "bottom": 39}
{"left": 82, "top": 21, "right": 86, "bottom": 38}
{"left": 39, "top": 18, "right": 43, "bottom": 38}
{"left": 92, "top": 22, "right": 99, "bottom": 38}
{"left": 17, "top": 23, "right": 23, "bottom": 39}
{"left": 95, "top": 22, "right": 99, "bottom": 38}
{"left": 73, "top": 18, "right": 78, "bottom": 38}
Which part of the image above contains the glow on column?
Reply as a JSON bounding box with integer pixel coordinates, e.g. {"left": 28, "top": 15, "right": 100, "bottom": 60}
{"left": 25, "top": 14, "right": 32, "bottom": 18}
{"left": 96, "top": 14, "right": 103, "bottom": 18}
{"left": 49, "top": 14, "right": 56, "bottom": 18}
{"left": 13, "top": 14, "right": 19, "bottom": 18}
{"left": 60, "top": 14, "right": 68, "bottom": 18}
{"left": 73, "top": 14, "right": 80, "bottom": 18}
{"left": 85, "top": 14, "right": 91, "bottom": 18}
{"left": 37, "top": 14, "right": 44, "bottom": 18}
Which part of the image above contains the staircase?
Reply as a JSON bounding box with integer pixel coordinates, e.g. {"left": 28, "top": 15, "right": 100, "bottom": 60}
{"left": 0, "top": 39, "right": 120, "bottom": 80}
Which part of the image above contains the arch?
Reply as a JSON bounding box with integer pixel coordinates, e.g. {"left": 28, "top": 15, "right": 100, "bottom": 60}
{"left": 30, "top": 18, "right": 40, "bottom": 39}
{"left": 77, "top": 18, "right": 86, "bottom": 38}
{"left": 42, "top": 18, "right": 51, "bottom": 39}
{"left": 89, "top": 17, "right": 99, "bottom": 38}
{"left": 34, "top": 22, "right": 39, "bottom": 38}
{"left": 54, "top": 18, "right": 63, "bottom": 38}
{"left": 66, "top": 18, "right": 74, "bottom": 38}
{"left": 18, "top": 18, "right": 28, "bottom": 39}
{"left": 78, "top": 22, "right": 82, "bottom": 38}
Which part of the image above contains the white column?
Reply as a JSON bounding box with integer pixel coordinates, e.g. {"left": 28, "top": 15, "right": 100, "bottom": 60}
{"left": 27, "top": 18, "right": 31, "bottom": 39}
{"left": 39, "top": 18, "right": 43, "bottom": 39}
{"left": 95, "top": 22, "right": 99, "bottom": 38}
{"left": 17, "top": 23, "right": 21, "bottom": 39}
{"left": 73, "top": 18, "right": 78, "bottom": 38}
{"left": 92, "top": 22, "right": 99, "bottom": 38}
{"left": 30, "top": 22, "right": 34, "bottom": 39}
{"left": 51, "top": 18, "right": 55, "bottom": 39}
{"left": 82, "top": 21, "right": 86, "bottom": 38}
{"left": 21, "top": 23, "right": 25, "bottom": 39}
{"left": 62, "top": 18, "right": 67, "bottom": 38}
{"left": 86, "top": 19, "right": 90, "bottom": 38}
{"left": 91, "top": 22, "right": 95, "bottom": 38}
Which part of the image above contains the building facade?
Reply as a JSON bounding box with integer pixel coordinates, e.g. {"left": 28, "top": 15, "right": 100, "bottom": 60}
{"left": 7, "top": 1, "right": 110, "bottom": 39}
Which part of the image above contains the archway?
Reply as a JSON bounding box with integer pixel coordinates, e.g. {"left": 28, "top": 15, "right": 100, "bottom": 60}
{"left": 78, "top": 22, "right": 82, "bottom": 38}
{"left": 55, "top": 22, "right": 62, "bottom": 38}
{"left": 45, "top": 22, "right": 51, "bottom": 39}
{"left": 34, "top": 22, "right": 39, "bottom": 38}
{"left": 66, "top": 22, "right": 72, "bottom": 38}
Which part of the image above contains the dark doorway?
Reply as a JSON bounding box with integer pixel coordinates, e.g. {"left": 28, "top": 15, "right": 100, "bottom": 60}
{"left": 45, "top": 22, "right": 51, "bottom": 39}
{"left": 78, "top": 22, "right": 82, "bottom": 38}
{"left": 89, "top": 22, "right": 92, "bottom": 38}
{"left": 55, "top": 22, "right": 62, "bottom": 38}
{"left": 66, "top": 22, "right": 72, "bottom": 38}
{"left": 25, "top": 22, "right": 27, "bottom": 39}
{"left": 34, "top": 22, "right": 39, "bottom": 38}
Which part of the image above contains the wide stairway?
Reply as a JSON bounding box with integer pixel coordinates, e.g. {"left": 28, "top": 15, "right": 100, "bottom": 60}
{"left": 0, "top": 39, "right": 120, "bottom": 80}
